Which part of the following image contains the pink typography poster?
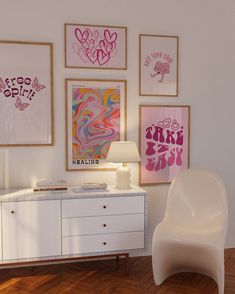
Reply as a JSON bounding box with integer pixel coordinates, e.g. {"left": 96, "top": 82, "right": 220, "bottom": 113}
{"left": 65, "top": 24, "right": 127, "bottom": 69}
{"left": 66, "top": 79, "right": 126, "bottom": 170}
{"left": 139, "top": 105, "right": 190, "bottom": 185}
{"left": 0, "top": 41, "right": 53, "bottom": 146}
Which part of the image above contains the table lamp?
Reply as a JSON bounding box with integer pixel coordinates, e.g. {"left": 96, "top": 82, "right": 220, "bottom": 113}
{"left": 106, "top": 141, "right": 141, "bottom": 189}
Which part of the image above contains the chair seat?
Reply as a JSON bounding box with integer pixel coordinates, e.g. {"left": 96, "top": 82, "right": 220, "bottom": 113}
{"left": 156, "top": 222, "right": 225, "bottom": 244}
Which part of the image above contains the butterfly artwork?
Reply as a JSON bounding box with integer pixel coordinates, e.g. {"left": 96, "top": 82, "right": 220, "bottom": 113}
{"left": 15, "top": 96, "right": 30, "bottom": 111}
{"left": 32, "top": 77, "right": 46, "bottom": 92}
{"left": 0, "top": 78, "right": 6, "bottom": 92}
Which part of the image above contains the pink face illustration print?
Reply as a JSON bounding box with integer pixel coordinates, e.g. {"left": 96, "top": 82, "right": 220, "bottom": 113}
{"left": 150, "top": 61, "right": 170, "bottom": 83}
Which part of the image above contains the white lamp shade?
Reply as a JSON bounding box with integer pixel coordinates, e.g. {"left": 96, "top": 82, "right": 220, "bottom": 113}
{"left": 106, "top": 141, "right": 141, "bottom": 163}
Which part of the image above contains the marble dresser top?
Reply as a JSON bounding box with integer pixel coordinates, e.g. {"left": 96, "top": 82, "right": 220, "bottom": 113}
{"left": 0, "top": 185, "right": 146, "bottom": 202}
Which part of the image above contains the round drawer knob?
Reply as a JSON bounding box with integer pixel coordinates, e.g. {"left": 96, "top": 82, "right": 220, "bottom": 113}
{"left": 103, "top": 224, "right": 107, "bottom": 227}
{"left": 103, "top": 242, "right": 107, "bottom": 245}
{"left": 11, "top": 210, "right": 15, "bottom": 214}
{"left": 103, "top": 205, "right": 107, "bottom": 209}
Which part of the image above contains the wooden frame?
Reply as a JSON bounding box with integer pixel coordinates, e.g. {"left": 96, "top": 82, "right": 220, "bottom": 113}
{"left": 139, "top": 105, "right": 190, "bottom": 185}
{"left": 139, "top": 34, "right": 179, "bottom": 96}
{"left": 0, "top": 40, "right": 54, "bottom": 146}
{"left": 65, "top": 23, "right": 127, "bottom": 70}
{"left": 65, "top": 79, "right": 127, "bottom": 171}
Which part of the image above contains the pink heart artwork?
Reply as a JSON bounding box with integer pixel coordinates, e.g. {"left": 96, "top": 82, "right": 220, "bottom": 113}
{"left": 86, "top": 49, "right": 98, "bottom": 64}
{"left": 75, "top": 28, "right": 89, "bottom": 44}
{"left": 99, "top": 40, "right": 114, "bottom": 54}
{"left": 77, "top": 47, "right": 89, "bottom": 63}
{"left": 104, "top": 29, "right": 117, "bottom": 43}
{"left": 86, "top": 28, "right": 99, "bottom": 42}
{"left": 106, "top": 42, "right": 113, "bottom": 53}
{"left": 72, "top": 26, "right": 120, "bottom": 66}
{"left": 99, "top": 40, "right": 107, "bottom": 53}
{"left": 97, "top": 49, "right": 110, "bottom": 65}
{"left": 88, "top": 39, "right": 95, "bottom": 52}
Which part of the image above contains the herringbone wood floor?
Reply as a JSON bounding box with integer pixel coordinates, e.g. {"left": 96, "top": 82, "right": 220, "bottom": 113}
{"left": 0, "top": 249, "right": 234, "bottom": 294}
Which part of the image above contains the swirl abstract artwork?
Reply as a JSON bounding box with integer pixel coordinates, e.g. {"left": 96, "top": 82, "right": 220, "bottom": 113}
{"left": 66, "top": 79, "right": 126, "bottom": 170}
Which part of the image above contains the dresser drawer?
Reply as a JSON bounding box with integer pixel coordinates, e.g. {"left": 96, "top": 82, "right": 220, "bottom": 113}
{"left": 62, "top": 214, "right": 144, "bottom": 236}
{"left": 62, "top": 231, "right": 144, "bottom": 255}
{"left": 62, "top": 196, "right": 144, "bottom": 217}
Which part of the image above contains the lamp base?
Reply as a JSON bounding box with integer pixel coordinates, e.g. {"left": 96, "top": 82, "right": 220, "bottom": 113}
{"left": 115, "top": 166, "right": 131, "bottom": 190}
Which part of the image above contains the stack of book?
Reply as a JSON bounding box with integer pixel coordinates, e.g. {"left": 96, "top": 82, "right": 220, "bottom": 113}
{"left": 74, "top": 182, "right": 107, "bottom": 193}
{"left": 33, "top": 180, "right": 68, "bottom": 192}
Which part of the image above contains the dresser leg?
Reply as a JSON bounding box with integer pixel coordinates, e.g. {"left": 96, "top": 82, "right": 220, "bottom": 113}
{"left": 124, "top": 253, "right": 129, "bottom": 275}
{"left": 115, "top": 255, "right": 120, "bottom": 269}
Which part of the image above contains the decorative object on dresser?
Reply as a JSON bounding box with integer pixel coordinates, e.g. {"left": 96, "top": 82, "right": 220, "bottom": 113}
{"left": 33, "top": 179, "right": 68, "bottom": 192}
{"left": 106, "top": 141, "right": 141, "bottom": 189}
{"left": 0, "top": 186, "right": 146, "bottom": 274}
{"left": 76, "top": 182, "right": 108, "bottom": 192}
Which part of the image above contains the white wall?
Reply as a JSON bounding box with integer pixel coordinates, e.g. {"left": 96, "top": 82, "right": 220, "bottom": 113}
{"left": 1, "top": 0, "right": 235, "bottom": 251}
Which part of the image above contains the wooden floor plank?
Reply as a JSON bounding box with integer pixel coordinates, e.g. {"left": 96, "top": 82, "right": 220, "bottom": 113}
{"left": 0, "top": 249, "right": 234, "bottom": 293}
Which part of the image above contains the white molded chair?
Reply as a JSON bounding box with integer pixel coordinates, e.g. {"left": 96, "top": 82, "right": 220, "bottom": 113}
{"left": 152, "top": 169, "right": 228, "bottom": 294}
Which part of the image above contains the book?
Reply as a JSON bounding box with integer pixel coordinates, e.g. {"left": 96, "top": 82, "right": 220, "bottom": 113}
{"left": 36, "top": 179, "right": 67, "bottom": 187}
{"left": 80, "top": 182, "right": 107, "bottom": 190}
{"left": 33, "top": 186, "right": 68, "bottom": 192}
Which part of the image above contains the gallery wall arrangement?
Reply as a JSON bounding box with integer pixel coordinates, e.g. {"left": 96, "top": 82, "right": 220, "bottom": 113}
{"left": 0, "top": 21, "right": 189, "bottom": 186}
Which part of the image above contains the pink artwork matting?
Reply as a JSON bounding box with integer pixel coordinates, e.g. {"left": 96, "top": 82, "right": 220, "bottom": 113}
{"left": 65, "top": 24, "right": 127, "bottom": 69}
{"left": 139, "top": 105, "right": 190, "bottom": 185}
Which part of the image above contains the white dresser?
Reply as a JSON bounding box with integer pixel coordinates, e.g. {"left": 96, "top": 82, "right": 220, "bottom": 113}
{"left": 62, "top": 195, "right": 145, "bottom": 255}
{"left": 0, "top": 186, "right": 147, "bottom": 270}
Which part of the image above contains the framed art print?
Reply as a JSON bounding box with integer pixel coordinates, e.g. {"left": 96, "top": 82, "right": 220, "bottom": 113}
{"left": 139, "top": 105, "right": 190, "bottom": 185}
{"left": 65, "top": 23, "right": 127, "bottom": 69}
{"left": 139, "top": 34, "right": 179, "bottom": 96}
{"left": 66, "top": 79, "right": 126, "bottom": 171}
{"left": 0, "top": 40, "right": 53, "bottom": 146}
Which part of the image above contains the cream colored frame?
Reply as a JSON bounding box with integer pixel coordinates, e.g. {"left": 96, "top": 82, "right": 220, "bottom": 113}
{"left": 65, "top": 78, "right": 127, "bottom": 171}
